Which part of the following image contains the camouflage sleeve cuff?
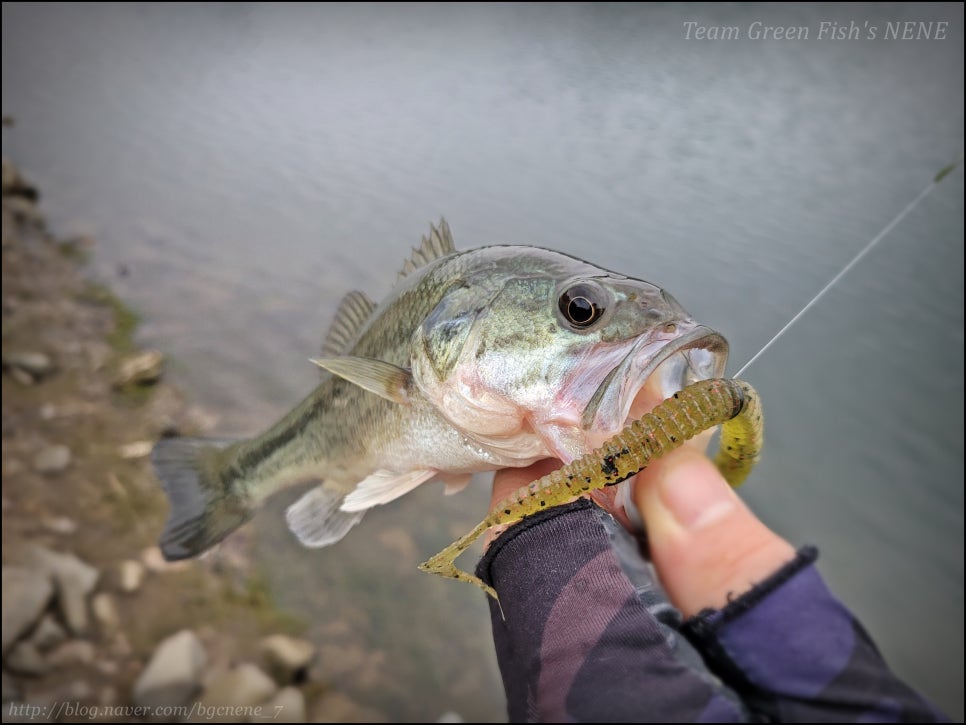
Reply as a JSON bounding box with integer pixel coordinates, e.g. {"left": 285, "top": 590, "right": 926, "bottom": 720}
{"left": 474, "top": 497, "right": 599, "bottom": 589}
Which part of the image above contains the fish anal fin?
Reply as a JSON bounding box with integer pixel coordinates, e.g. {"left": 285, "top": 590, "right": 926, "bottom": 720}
{"left": 285, "top": 485, "right": 365, "bottom": 548}
{"left": 340, "top": 469, "right": 436, "bottom": 513}
{"left": 311, "top": 356, "right": 412, "bottom": 404}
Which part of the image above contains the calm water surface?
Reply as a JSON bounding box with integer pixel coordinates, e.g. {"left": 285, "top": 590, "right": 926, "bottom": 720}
{"left": 3, "top": 3, "right": 963, "bottom": 720}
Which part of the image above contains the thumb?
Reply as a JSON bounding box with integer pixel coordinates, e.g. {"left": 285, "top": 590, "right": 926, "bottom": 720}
{"left": 633, "top": 447, "right": 795, "bottom": 618}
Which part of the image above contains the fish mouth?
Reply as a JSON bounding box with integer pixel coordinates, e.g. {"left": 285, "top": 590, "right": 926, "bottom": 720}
{"left": 582, "top": 323, "right": 729, "bottom": 438}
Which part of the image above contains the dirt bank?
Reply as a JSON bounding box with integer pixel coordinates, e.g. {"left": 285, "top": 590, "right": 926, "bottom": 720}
{"left": 1, "top": 159, "right": 381, "bottom": 722}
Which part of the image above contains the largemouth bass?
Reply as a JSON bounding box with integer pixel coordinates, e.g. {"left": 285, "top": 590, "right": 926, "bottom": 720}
{"left": 152, "top": 220, "right": 728, "bottom": 560}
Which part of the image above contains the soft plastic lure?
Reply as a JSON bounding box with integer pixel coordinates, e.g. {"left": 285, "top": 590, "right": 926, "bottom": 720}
{"left": 419, "top": 377, "right": 762, "bottom": 599}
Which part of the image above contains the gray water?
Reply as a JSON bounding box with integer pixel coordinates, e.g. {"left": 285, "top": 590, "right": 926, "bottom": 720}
{"left": 3, "top": 3, "right": 963, "bottom": 720}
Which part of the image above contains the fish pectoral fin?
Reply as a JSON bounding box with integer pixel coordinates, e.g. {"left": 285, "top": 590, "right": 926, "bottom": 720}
{"left": 440, "top": 473, "right": 473, "bottom": 496}
{"left": 310, "top": 356, "right": 412, "bottom": 404}
{"left": 340, "top": 469, "right": 437, "bottom": 513}
{"left": 285, "top": 485, "right": 365, "bottom": 548}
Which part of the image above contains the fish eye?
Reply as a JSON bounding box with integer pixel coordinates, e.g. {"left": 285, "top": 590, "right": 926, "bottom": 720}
{"left": 558, "top": 282, "right": 607, "bottom": 329}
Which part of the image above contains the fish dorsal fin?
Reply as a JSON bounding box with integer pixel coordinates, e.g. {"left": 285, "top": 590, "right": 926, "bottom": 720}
{"left": 311, "top": 356, "right": 412, "bottom": 404}
{"left": 396, "top": 218, "right": 456, "bottom": 281}
{"left": 339, "top": 469, "right": 437, "bottom": 513}
{"left": 321, "top": 290, "right": 377, "bottom": 358}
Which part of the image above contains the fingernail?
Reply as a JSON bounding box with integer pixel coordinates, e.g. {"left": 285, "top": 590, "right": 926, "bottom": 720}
{"left": 654, "top": 451, "right": 737, "bottom": 530}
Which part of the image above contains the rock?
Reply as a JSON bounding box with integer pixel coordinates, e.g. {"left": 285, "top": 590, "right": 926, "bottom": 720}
{"left": 133, "top": 629, "right": 206, "bottom": 708}
{"left": 42, "top": 516, "right": 78, "bottom": 535}
{"left": 95, "top": 659, "right": 119, "bottom": 676}
{"left": 23, "top": 546, "right": 99, "bottom": 635}
{"left": 140, "top": 546, "right": 168, "bottom": 573}
{"left": 109, "top": 632, "right": 132, "bottom": 658}
{"left": 2, "top": 351, "right": 55, "bottom": 380}
{"left": 310, "top": 692, "right": 389, "bottom": 723}
{"left": 1, "top": 567, "right": 54, "bottom": 655}
{"left": 7, "top": 367, "right": 34, "bottom": 385}
{"left": 4, "top": 196, "right": 43, "bottom": 226}
{"left": 2, "top": 670, "right": 20, "bottom": 703}
{"left": 46, "top": 639, "right": 96, "bottom": 667}
{"left": 83, "top": 341, "right": 112, "bottom": 372}
{"left": 32, "top": 445, "right": 71, "bottom": 475}
{"left": 1, "top": 157, "right": 17, "bottom": 191}
{"left": 140, "top": 546, "right": 189, "bottom": 573}
{"left": 59, "top": 235, "right": 94, "bottom": 260}
{"left": 115, "top": 350, "right": 164, "bottom": 387}
{"left": 91, "top": 593, "right": 120, "bottom": 635}
{"left": 118, "top": 560, "right": 145, "bottom": 593}
{"left": 199, "top": 663, "right": 277, "bottom": 710}
{"left": 1, "top": 158, "right": 38, "bottom": 200}
{"left": 117, "top": 441, "right": 153, "bottom": 459}
{"left": 41, "top": 679, "right": 94, "bottom": 703}
{"left": 2, "top": 458, "right": 25, "bottom": 477}
{"left": 29, "top": 616, "right": 67, "bottom": 651}
{"left": 264, "top": 687, "right": 305, "bottom": 723}
{"left": 5, "top": 641, "right": 49, "bottom": 676}
{"left": 436, "top": 711, "right": 464, "bottom": 723}
{"left": 259, "top": 634, "right": 315, "bottom": 684}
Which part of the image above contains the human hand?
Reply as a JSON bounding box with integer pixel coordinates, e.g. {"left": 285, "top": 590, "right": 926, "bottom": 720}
{"left": 489, "top": 448, "right": 794, "bottom": 618}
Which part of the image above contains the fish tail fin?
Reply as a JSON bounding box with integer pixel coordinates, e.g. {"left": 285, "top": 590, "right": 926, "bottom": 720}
{"left": 151, "top": 437, "right": 252, "bottom": 561}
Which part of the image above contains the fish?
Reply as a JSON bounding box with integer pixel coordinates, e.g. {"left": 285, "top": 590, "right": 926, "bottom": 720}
{"left": 152, "top": 219, "right": 729, "bottom": 560}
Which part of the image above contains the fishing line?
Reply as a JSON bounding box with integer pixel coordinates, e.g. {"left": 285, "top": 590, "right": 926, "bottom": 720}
{"left": 734, "top": 154, "right": 964, "bottom": 378}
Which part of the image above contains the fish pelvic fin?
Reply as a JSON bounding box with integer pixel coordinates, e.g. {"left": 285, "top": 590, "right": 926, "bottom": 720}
{"left": 151, "top": 437, "right": 252, "bottom": 561}
{"left": 340, "top": 469, "right": 437, "bottom": 512}
{"left": 285, "top": 485, "right": 365, "bottom": 548}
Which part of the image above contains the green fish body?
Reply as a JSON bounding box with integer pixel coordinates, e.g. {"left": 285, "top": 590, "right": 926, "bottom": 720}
{"left": 153, "top": 220, "right": 728, "bottom": 559}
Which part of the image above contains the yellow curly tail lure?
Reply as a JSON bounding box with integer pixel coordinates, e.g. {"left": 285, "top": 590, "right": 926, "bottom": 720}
{"left": 419, "top": 378, "right": 762, "bottom": 599}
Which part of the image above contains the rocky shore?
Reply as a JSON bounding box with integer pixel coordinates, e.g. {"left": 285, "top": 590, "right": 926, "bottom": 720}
{"left": 1, "top": 159, "right": 387, "bottom": 722}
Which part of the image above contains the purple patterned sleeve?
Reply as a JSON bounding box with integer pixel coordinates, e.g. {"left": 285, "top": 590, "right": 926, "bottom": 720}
{"left": 682, "top": 547, "right": 950, "bottom": 723}
{"left": 476, "top": 498, "right": 748, "bottom": 722}
{"left": 477, "top": 500, "right": 949, "bottom": 723}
